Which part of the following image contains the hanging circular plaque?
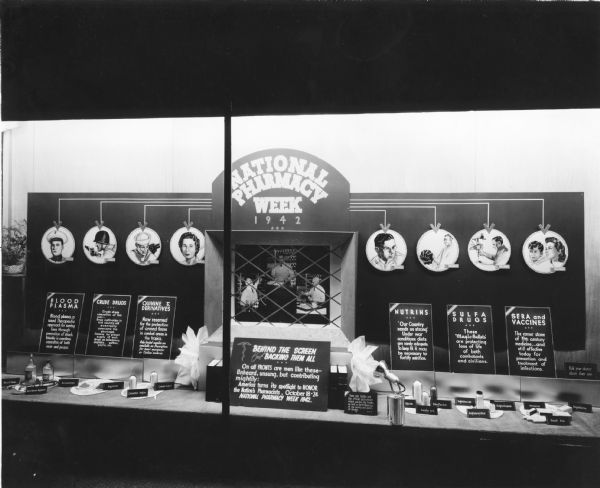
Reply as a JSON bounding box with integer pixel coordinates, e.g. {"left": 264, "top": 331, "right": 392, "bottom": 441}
{"left": 416, "top": 228, "right": 459, "bottom": 272}
{"left": 522, "top": 230, "right": 568, "bottom": 274}
{"left": 365, "top": 228, "right": 407, "bottom": 271}
{"left": 467, "top": 228, "right": 511, "bottom": 272}
{"left": 82, "top": 225, "right": 117, "bottom": 264}
{"left": 126, "top": 227, "right": 161, "bottom": 266}
{"left": 41, "top": 226, "right": 75, "bottom": 264}
{"left": 169, "top": 226, "right": 205, "bottom": 266}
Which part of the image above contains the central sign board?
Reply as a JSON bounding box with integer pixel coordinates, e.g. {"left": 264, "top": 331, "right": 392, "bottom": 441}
{"left": 212, "top": 149, "right": 350, "bottom": 231}
{"left": 230, "top": 337, "right": 330, "bottom": 411}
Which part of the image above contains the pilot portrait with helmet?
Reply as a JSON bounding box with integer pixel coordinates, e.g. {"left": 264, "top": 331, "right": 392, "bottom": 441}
{"left": 83, "top": 226, "right": 117, "bottom": 263}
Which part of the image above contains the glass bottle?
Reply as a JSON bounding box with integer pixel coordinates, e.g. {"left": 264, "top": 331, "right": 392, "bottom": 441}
{"left": 42, "top": 361, "right": 54, "bottom": 382}
{"left": 24, "top": 354, "right": 37, "bottom": 384}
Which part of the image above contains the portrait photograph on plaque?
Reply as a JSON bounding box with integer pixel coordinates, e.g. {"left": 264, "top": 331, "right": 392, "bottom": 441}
{"left": 169, "top": 226, "right": 205, "bottom": 266}
{"left": 126, "top": 227, "right": 162, "bottom": 266}
{"left": 41, "top": 226, "right": 75, "bottom": 264}
{"left": 82, "top": 225, "right": 117, "bottom": 264}
{"left": 522, "top": 230, "right": 568, "bottom": 274}
{"left": 365, "top": 228, "right": 407, "bottom": 272}
{"left": 416, "top": 228, "right": 459, "bottom": 272}
{"left": 467, "top": 227, "right": 511, "bottom": 271}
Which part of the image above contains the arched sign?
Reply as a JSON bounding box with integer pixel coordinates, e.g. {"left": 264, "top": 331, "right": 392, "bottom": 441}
{"left": 212, "top": 149, "right": 350, "bottom": 231}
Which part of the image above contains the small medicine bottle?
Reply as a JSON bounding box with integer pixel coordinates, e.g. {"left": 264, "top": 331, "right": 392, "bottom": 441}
{"left": 24, "top": 354, "right": 37, "bottom": 384}
{"left": 476, "top": 390, "right": 484, "bottom": 409}
{"left": 42, "top": 361, "right": 54, "bottom": 382}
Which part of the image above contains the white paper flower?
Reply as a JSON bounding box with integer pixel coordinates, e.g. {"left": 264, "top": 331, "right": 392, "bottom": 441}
{"left": 174, "top": 326, "right": 209, "bottom": 390}
{"left": 348, "top": 336, "right": 382, "bottom": 393}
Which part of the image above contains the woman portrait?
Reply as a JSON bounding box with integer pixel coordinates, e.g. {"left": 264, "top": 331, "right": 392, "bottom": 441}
{"left": 169, "top": 227, "right": 205, "bottom": 266}
{"left": 522, "top": 230, "right": 568, "bottom": 274}
{"left": 545, "top": 236, "right": 567, "bottom": 268}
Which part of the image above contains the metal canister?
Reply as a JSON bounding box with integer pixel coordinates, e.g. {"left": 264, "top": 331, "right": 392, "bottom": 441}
{"left": 387, "top": 393, "right": 405, "bottom": 426}
{"left": 149, "top": 371, "right": 158, "bottom": 388}
{"left": 430, "top": 386, "right": 438, "bottom": 402}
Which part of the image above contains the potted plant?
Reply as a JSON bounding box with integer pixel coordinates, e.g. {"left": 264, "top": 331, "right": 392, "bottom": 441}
{"left": 2, "top": 220, "right": 27, "bottom": 275}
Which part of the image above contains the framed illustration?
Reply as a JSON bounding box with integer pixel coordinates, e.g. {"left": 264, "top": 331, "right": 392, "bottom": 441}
{"left": 365, "top": 228, "right": 407, "bottom": 271}
{"left": 522, "top": 230, "right": 568, "bottom": 274}
{"left": 41, "top": 226, "right": 75, "bottom": 264}
{"left": 126, "top": 227, "right": 161, "bottom": 266}
{"left": 169, "top": 226, "right": 205, "bottom": 266}
{"left": 82, "top": 225, "right": 117, "bottom": 264}
{"left": 416, "top": 228, "right": 459, "bottom": 272}
{"left": 467, "top": 228, "right": 511, "bottom": 271}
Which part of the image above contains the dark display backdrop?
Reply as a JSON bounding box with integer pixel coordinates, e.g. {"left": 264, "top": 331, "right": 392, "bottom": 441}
{"left": 3, "top": 2, "right": 599, "bottom": 120}
{"left": 26, "top": 193, "right": 211, "bottom": 358}
{"left": 351, "top": 192, "right": 585, "bottom": 373}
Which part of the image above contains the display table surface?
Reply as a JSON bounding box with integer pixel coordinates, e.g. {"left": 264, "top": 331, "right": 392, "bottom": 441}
{"left": 3, "top": 381, "right": 599, "bottom": 441}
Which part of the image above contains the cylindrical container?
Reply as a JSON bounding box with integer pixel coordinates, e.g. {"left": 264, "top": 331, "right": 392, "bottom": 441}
{"left": 422, "top": 391, "right": 430, "bottom": 406}
{"left": 150, "top": 371, "right": 158, "bottom": 388}
{"left": 476, "top": 390, "right": 484, "bottom": 408}
{"left": 412, "top": 380, "right": 422, "bottom": 405}
{"left": 430, "top": 386, "right": 438, "bottom": 402}
{"left": 387, "top": 394, "right": 405, "bottom": 426}
{"left": 128, "top": 375, "right": 137, "bottom": 389}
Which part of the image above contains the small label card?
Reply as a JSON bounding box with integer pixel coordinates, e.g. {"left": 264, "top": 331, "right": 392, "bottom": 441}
{"left": 153, "top": 381, "right": 175, "bottom": 391}
{"left": 524, "top": 401, "right": 546, "bottom": 409}
{"left": 416, "top": 405, "right": 438, "bottom": 415}
{"left": 490, "top": 400, "right": 516, "bottom": 411}
{"left": 344, "top": 391, "right": 378, "bottom": 416}
{"left": 127, "top": 388, "right": 148, "bottom": 398}
{"left": 467, "top": 408, "right": 490, "bottom": 419}
{"left": 405, "top": 399, "right": 417, "bottom": 408}
{"left": 2, "top": 378, "right": 20, "bottom": 387}
{"left": 100, "top": 381, "right": 124, "bottom": 390}
{"left": 565, "top": 362, "right": 597, "bottom": 380}
{"left": 58, "top": 378, "right": 79, "bottom": 387}
{"left": 431, "top": 399, "right": 452, "bottom": 409}
{"left": 455, "top": 397, "right": 476, "bottom": 406}
{"left": 546, "top": 415, "right": 571, "bottom": 426}
{"left": 25, "top": 385, "right": 48, "bottom": 395}
{"left": 569, "top": 402, "right": 592, "bottom": 413}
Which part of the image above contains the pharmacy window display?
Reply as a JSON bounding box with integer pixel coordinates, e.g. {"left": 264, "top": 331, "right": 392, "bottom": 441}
{"left": 3, "top": 144, "right": 597, "bottom": 438}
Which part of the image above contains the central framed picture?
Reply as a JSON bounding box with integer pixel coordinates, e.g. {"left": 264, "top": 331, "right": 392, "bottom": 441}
{"left": 234, "top": 245, "right": 331, "bottom": 325}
